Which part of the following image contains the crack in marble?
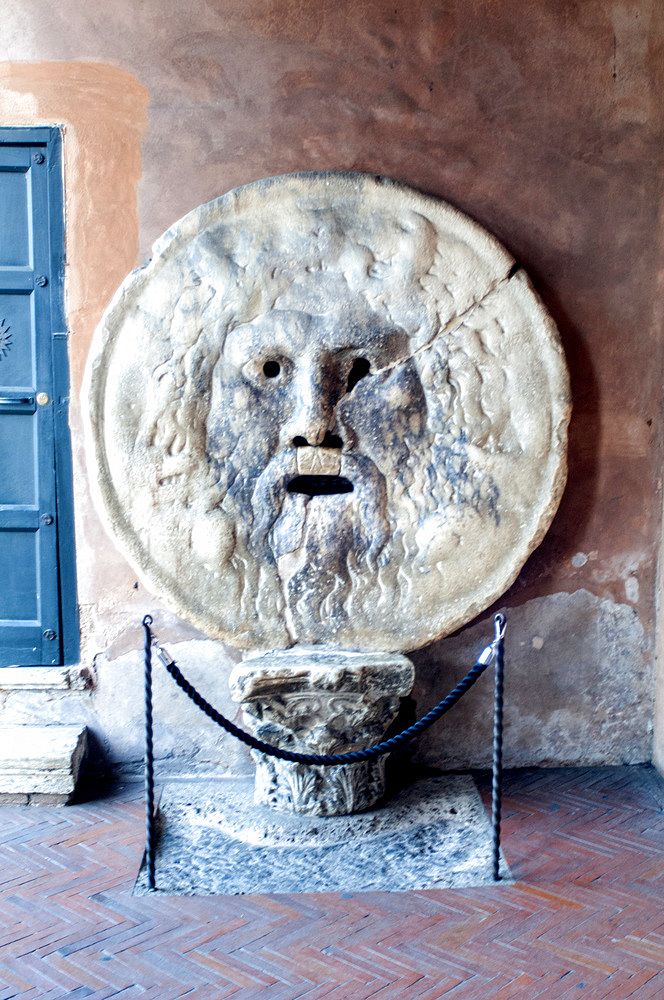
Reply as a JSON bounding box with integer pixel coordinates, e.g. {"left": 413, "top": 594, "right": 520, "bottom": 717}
{"left": 370, "top": 267, "right": 518, "bottom": 377}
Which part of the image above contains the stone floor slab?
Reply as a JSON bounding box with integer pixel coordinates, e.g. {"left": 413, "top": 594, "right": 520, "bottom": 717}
{"left": 135, "top": 774, "right": 511, "bottom": 895}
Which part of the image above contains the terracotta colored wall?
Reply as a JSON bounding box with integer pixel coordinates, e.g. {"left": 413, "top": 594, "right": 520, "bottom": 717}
{"left": 1, "top": 0, "right": 663, "bottom": 774}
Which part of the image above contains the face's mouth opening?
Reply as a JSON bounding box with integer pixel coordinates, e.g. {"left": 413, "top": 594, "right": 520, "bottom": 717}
{"left": 287, "top": 474, "right": 354, "bottom": 497}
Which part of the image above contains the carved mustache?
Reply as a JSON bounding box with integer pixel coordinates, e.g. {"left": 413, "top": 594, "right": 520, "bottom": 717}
{"left": 247, "top": 445, "right": 390, "bottom": 562}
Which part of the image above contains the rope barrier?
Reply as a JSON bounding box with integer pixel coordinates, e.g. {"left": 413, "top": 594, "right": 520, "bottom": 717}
{"left": 142, "top": 613, "right": 506, "bottom": 766}
{"left": 141, "top": 612, "right": 506, "bottom": 890}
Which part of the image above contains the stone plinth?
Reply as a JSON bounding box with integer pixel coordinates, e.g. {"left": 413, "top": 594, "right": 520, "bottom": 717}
{"left": 0, "top": 725, "right": 88, "bottom": 804}
{"left": 134, "top": 775, "right": 511, "bottom": 895}
{"left": 229, "top": 648, "right": 414, "bottom": 816}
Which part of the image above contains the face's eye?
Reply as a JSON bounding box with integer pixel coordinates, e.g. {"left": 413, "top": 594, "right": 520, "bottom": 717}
{"left": 346, "top": 356, "right": 371, "bottom": 393}
{"left": 241, "top": 356, "right": 288, "bottom": 385}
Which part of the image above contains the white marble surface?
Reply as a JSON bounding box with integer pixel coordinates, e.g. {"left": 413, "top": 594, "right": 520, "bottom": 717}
{"left": 85, "top": 172, "right": 570, "bottom": 653}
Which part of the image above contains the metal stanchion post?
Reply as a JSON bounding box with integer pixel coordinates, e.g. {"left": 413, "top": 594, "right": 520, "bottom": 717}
{"left": 143, "top": 615, "right": 156, "bottom": 891}
{"left": 491, "top": 613, "right": 506, "bottom": 881}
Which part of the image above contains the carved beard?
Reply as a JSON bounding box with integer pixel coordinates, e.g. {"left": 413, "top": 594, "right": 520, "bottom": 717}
{"left": 218, "top": 447, "right": 392, "bottom": 642}
{"left": 207, "top": 409, "right": 497, "bottom": 643}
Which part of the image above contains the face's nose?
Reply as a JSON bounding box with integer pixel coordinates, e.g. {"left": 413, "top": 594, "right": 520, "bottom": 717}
{"left": 280, "top": 355, "right": 336, "bottom": 447}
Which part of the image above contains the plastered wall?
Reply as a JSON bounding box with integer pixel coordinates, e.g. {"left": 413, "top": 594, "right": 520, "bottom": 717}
{"left": 1, "top": 0, "right": 663, "bottom": 775}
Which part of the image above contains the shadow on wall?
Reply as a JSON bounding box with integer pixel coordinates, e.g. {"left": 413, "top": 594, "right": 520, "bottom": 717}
{"left": 506, "top": 271, "right": 601, "bottom": 601}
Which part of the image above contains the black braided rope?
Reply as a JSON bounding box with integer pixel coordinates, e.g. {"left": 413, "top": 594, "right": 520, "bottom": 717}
{"left": 153, "top": 636, "right": 495, "bottom": 766}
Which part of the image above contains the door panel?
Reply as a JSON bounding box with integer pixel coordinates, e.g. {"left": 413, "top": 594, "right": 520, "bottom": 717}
{"left": 0, "top": 408, "right": 37, "bottom": 504}
{"left": 0, "top": 530, "right": 39, "bottom": 620}
{"left": 0, "top": 149, "right": 31, "bottom": 266}
{"left": 0, "top": 129, "right": 76, "bottom": 667}
{"left": 0, "top": 293, "right": 36, "bottom": 386}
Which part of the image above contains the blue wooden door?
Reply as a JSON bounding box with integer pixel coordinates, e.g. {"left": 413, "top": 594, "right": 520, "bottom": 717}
{"left": 0, "top": 128, "right": 77, "bottom": 667}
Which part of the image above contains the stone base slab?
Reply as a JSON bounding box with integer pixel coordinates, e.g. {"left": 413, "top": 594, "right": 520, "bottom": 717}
{"left": 0, "top": 725, "right": 88, "bottom": 804}
{"left": 134, "top": 774, "right": 511, "bottom": 895}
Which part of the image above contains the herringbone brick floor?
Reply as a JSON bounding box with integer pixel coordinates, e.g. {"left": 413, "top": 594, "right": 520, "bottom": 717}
{"left": 1, "top": 766, "right": 663, "bottom": 1000}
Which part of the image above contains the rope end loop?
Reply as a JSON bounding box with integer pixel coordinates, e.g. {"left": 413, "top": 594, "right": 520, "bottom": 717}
{"left": 478, "top": 613, "right": 507, "bottom": 666}
{"left": 142, "top": 614, "right": 153, "bottom": 628}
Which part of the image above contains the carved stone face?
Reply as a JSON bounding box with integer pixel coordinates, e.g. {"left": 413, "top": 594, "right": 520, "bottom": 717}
{"left": 205, "top": 293, "right": 433, "bottom": 641}
{"left": 84, "top": 173, "right": 570, "bottom": 651}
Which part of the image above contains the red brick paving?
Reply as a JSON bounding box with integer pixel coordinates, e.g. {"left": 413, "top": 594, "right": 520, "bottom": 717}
{"left": 0, "top": 766, "right": 663, "bottom": 999}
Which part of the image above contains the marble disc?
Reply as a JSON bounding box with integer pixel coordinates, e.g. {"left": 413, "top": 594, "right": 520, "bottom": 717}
{"left": 84, "top": 172, "right": 570, "bottom": 651}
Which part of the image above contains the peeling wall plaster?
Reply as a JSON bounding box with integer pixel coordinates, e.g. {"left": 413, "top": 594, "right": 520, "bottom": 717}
{"left": 412, "top": 590, "right": 653, "bottom": 771}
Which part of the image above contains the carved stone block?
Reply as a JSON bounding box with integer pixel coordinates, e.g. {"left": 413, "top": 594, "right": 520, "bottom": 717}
{"left": 230, "top": 649, "right": 414, "bottom": 815}
{"left": 0, "top": 725, "right": 87, "bottom": 803}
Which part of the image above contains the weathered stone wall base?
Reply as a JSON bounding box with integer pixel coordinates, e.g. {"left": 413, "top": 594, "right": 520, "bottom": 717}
{"left": 412, "top": 590, "right": 653, "bottom": 770}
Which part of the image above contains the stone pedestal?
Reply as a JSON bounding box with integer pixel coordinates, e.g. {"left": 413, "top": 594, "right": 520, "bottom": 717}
{"left": 229, "top": 648, "right": 414, "bottom": 816}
